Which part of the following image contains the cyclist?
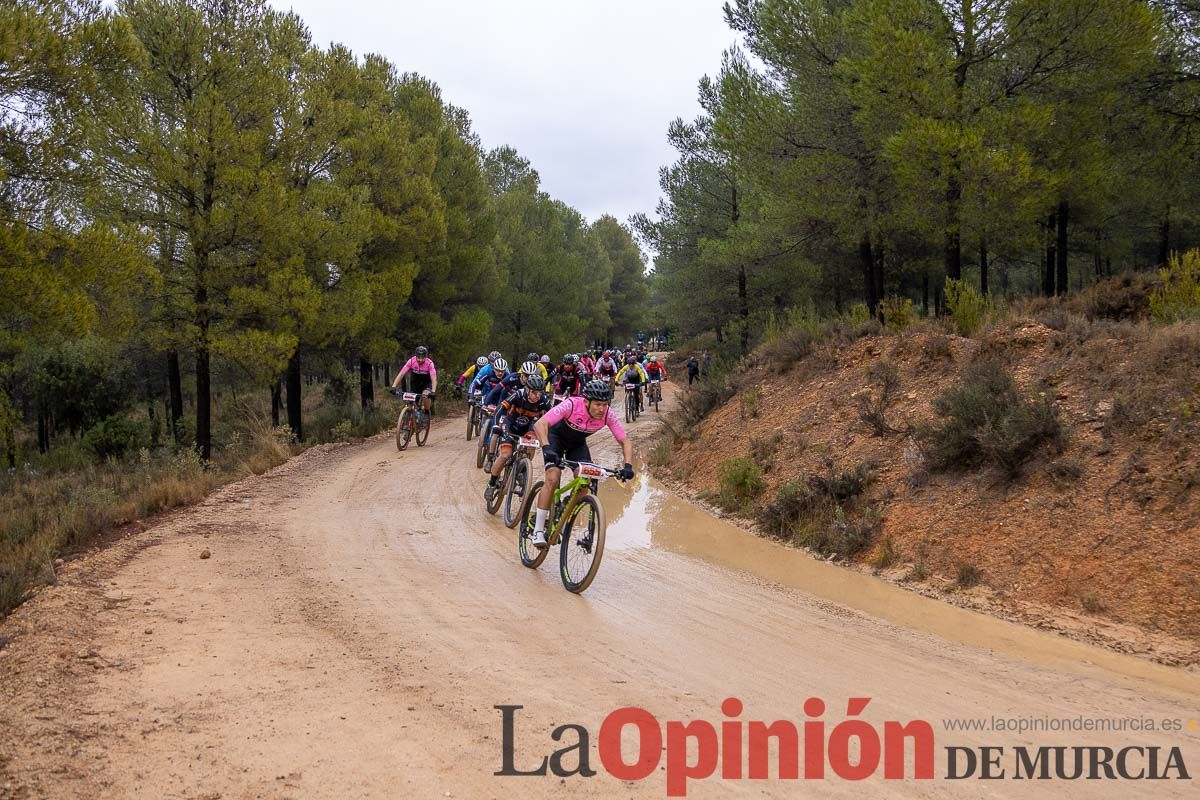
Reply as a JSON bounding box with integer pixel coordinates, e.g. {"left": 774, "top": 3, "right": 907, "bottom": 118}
{"left": 458, "top": 355, "right": 489, "bottom": 388}
{"left": 482, "top": 360, "right": 540, "bottom": 442}
{"left": 391, "top": 346, "right": 438, "bottom": 412}
{"left": 529, "top": 379, "right": 634, "bottom": 548}
{"left": 579, "top": 351, "right": 596, "bottom": 377}
{"left": 526, "top": 352, "right": 549, "bottom": 380}
{"left": 595, "top": 350, "right": 618, "bottom": 387}
{"left": 615, "top": 356, "right": 648, "bottom": 413}
{"left": 484, "top": 375, "right": 552, "bottom": 502}
{"left": 644, "top": 356, "right": 667, "bottom": 404}
{"left": 469, "top": 356, "right": 508, "bottom": 402}
{"left": 551, "top": 354, "right": 584, "bottom": 397}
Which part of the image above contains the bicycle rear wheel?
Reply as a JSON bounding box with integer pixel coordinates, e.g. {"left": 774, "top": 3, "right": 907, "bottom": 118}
{"left": 466, "top": 404, "right": 477, "bottom": 440}
{"left": 517, "top": 480, "right": 549, "bottom": 568}
{"left": 559, "top": 494, "right": 606, "bottom": 593}
{"left": 503, "top": 457, "right": 530, "bottom": 528}
{"left": 396, "top": 408, "right": 413, "bottom": 451}
{"left": 653, "top": 385, "right": 660, "bottom": 412}
{"left": 625, "top": 392, "right": 633, "bottom": 424}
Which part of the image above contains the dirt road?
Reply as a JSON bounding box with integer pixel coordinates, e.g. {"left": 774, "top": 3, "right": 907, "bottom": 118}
{"left": 2, "top": 390, "right": 1198, "bottom": 798}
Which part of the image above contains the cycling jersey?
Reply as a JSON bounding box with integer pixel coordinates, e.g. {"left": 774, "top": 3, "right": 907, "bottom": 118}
{"left": 468, "top": 364, "right": 505, "bottom": 395}
{"left": 498, "top": 389, "right": 551, "bottom": 436}
{"left": 616, "top": 363, "right": 648, "bottom": 385}
{"left": 457, "top": 363, "right": 480, "bottom": 385}
{"left": 399, "top": 356, "right": 437, "bottom": 381}
{"left": 484, "top": 372, "right": 524, "bottom": 408}
{"left": 645, "top": 362, "right": 667, "bottom": 380}
{"left": 543, "top": 395, "right": 627, "bottom": 446}
{"left": 596, "top": 357, "right": 618, "bottom": 376}
{"left": 551, "top": 363, "right": 584, "bottom": 395}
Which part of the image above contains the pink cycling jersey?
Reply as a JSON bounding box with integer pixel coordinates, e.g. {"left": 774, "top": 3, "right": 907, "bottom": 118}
{"left": 541, "top": 396, "right": 626, "bottom": 442}
{"left": 399, "top": 356, "right": 437, "bottom": 380}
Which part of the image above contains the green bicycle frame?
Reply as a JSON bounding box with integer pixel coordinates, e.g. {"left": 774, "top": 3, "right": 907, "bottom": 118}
{"left": 545, "top": 474, "right": 596, "bottom": 544}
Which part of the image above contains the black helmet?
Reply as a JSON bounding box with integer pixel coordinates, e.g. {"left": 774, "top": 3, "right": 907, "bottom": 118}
{"left": 415, "top": 345, "right": 429, "bottom": 356}
{"left": 527, "top": 352, "right": 539, "bottom": 363}
{"left": 488, "top": 350, "right": 502, "bottom": 362}
{"left": 525, "top": 375, "right": 546, "bottom": 392}
{"left": 582, "top": 379, "right": 613, "bottom": 402}
{"left": 563, "top": 353, "right": 576, "bottom": 364}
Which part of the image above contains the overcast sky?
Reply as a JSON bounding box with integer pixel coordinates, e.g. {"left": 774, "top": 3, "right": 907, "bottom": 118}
{"left": 283, "top": 0, "right": 738, "bottom": 227}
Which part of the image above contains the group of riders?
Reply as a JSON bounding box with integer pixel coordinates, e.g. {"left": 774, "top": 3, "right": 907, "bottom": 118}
{"left": 387, "top": 344, "right": 667, "bottom": 550}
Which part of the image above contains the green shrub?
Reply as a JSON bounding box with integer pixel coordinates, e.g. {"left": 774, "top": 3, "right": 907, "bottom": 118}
{"left": 917, "top": 360, "right": 1063, "bottom": 477}
{"left": 1149, "top": 249, "right": 1200, "bottom": 322}
{"left": 880, "top": 296, "right": 915, "bottom": 331}
{"left": 757, "top": 462, "right": 876, "bottom": 557}
{"left": 81, "top": 416, "right": 149, "bottom": 462}
{"left": 856, "top": 360, "right": 900, "bottom": 436}
{"left": 956, "top": 563, "right": 983, "bottom": 589}
{"left": 842, "top": 303, "right": 871, "bottom": 326}
{"left": 749, "top": 432, "right": 783, "bottom": 473}
{"left": 716, "top": 457, "right": 764, "bottom": 511}
{"left": 945, "top": 278, "right": 990, "bottom": 336}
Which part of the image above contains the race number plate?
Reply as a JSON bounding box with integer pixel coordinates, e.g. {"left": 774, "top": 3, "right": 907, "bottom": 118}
{"left": 402, "top": 393, "right": 418, "bottom": 401}
{"left": 577, "top": 463, "right": 605, "bottom": 479}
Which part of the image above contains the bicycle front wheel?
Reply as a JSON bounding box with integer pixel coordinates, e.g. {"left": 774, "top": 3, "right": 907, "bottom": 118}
{"left": 625, "top": 392, "right": 633, "bottom": 424}
{"left": 396, "top": 408, "right": 413, "bottom": 451}
{"left": 517, "top": 480, "right": 549, "bottom": 568}
{"left": 416, "top": 408, "right": 430, "bottom": 446}
{"left": 476, "top": 419, "right": 491, "bottom": 469}
{"left": 503, "top": 457, "right": 530, "bottom": 528}
{"left": 486, "top": 459, "right": 510, "bottom": 515}
{"left": 466, "top": 404, "right": 476, "bottom": 440}
{"left": 559, "top": 494, "right": 606, "bottom": 593}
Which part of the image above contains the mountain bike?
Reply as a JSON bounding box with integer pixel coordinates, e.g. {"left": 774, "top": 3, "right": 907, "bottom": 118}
{"left": 391, "top": 389, "right": 431, "bottom": 451}
{"left": 649, "top": 378, "right": 661, "bottom": 412}
{"left": 502, "top": 433, "right": 540, "bottom": 527}
{"left": 623, "top": 383, "right": 640, "bottom": 424}
{"left": 475, "top": 404, "right": 497, "bottom": 469}
{"left": 516, "top": 459, "right": 627, "bottom": 593}
{"left": 485, "top": 429, "right": 538, "bottom": 517}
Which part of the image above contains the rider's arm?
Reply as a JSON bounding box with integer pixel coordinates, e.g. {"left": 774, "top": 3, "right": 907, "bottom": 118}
{"left": 392, "top": 357, "right": 413, "bottom": 389}
{"left": 637, "top": 365, "right": 649, "bottom": 381}
{"left": 469, "top": 365, "right": 491, "bottom": 394}
{"left": 428, "top": 361, "right": 437, "bottom": 392}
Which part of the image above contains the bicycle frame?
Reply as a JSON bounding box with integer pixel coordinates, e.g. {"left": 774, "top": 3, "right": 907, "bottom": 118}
{"left": 544, "top": 461, "right": 609, "bottom": 544}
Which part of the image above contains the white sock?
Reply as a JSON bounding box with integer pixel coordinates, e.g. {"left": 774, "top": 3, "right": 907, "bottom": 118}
{"left": 534, "top": 508, "right": 549, "bottom": 533}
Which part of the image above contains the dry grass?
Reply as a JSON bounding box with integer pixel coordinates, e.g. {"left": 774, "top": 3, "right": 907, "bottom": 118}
{"left": 0, "top": 406, "right": 396, "bottom": 619}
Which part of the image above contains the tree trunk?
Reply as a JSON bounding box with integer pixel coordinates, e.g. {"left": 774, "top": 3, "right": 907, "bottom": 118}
{"left": 37, "top": 409, "right": 48, "bottom": 454}
{"left": 1094, "top": 248, "right": 1103, "bottom": 279}
{"left": 1158, "top": 206, "right": 1171, "bottom": 266}
{"left": 167, "top": 349, "right": 183, "bottom": 443}
{"left": 944, "top": 173, "right": 962, "bottom": 281}
{"left": 195, "top": 343, "right": 211, "bottom": 461}
{"left": 359, "top": 358, "right": 374, "bottom": 409}
{"left": 1043, "top": 213, "right": 1057, "bottom": 297}
{"left": 1055, "top": 200, "right": 1069, "bottom": 296}
{"left": 271, "top": 380, "right": 282, "bottom": 427}
{"left": 286, "top": 351, "right": 303, "bottom": 442}
{"left": 194, "top": 275, "right": 212, "bottom": 461}
{"left": 860, "top": 234, "right": 879, "bottom": 318}
{"left": 737, "top": 264, "right": 750, "bottom": 354}
{"left": 979, "top": 238, "right": 989, "bottom": 296}
{"left": 872, "top": 243, "right": 885, "bottom": 315}
{"left": 922, "top": 273, "right": 930, "bottom": 315}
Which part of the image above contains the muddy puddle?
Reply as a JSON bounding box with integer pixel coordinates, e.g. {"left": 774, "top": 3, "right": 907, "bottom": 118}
{"left": 598, "top": 467, "right": 1200, "bottom": 697}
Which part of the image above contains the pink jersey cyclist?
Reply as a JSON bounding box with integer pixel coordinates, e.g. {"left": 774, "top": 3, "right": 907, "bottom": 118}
{"left": 392, "top": 347, "right": 438, "bottom": 397}
{"left": 541, "top": 394, "right": 626, "bottom": 453}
